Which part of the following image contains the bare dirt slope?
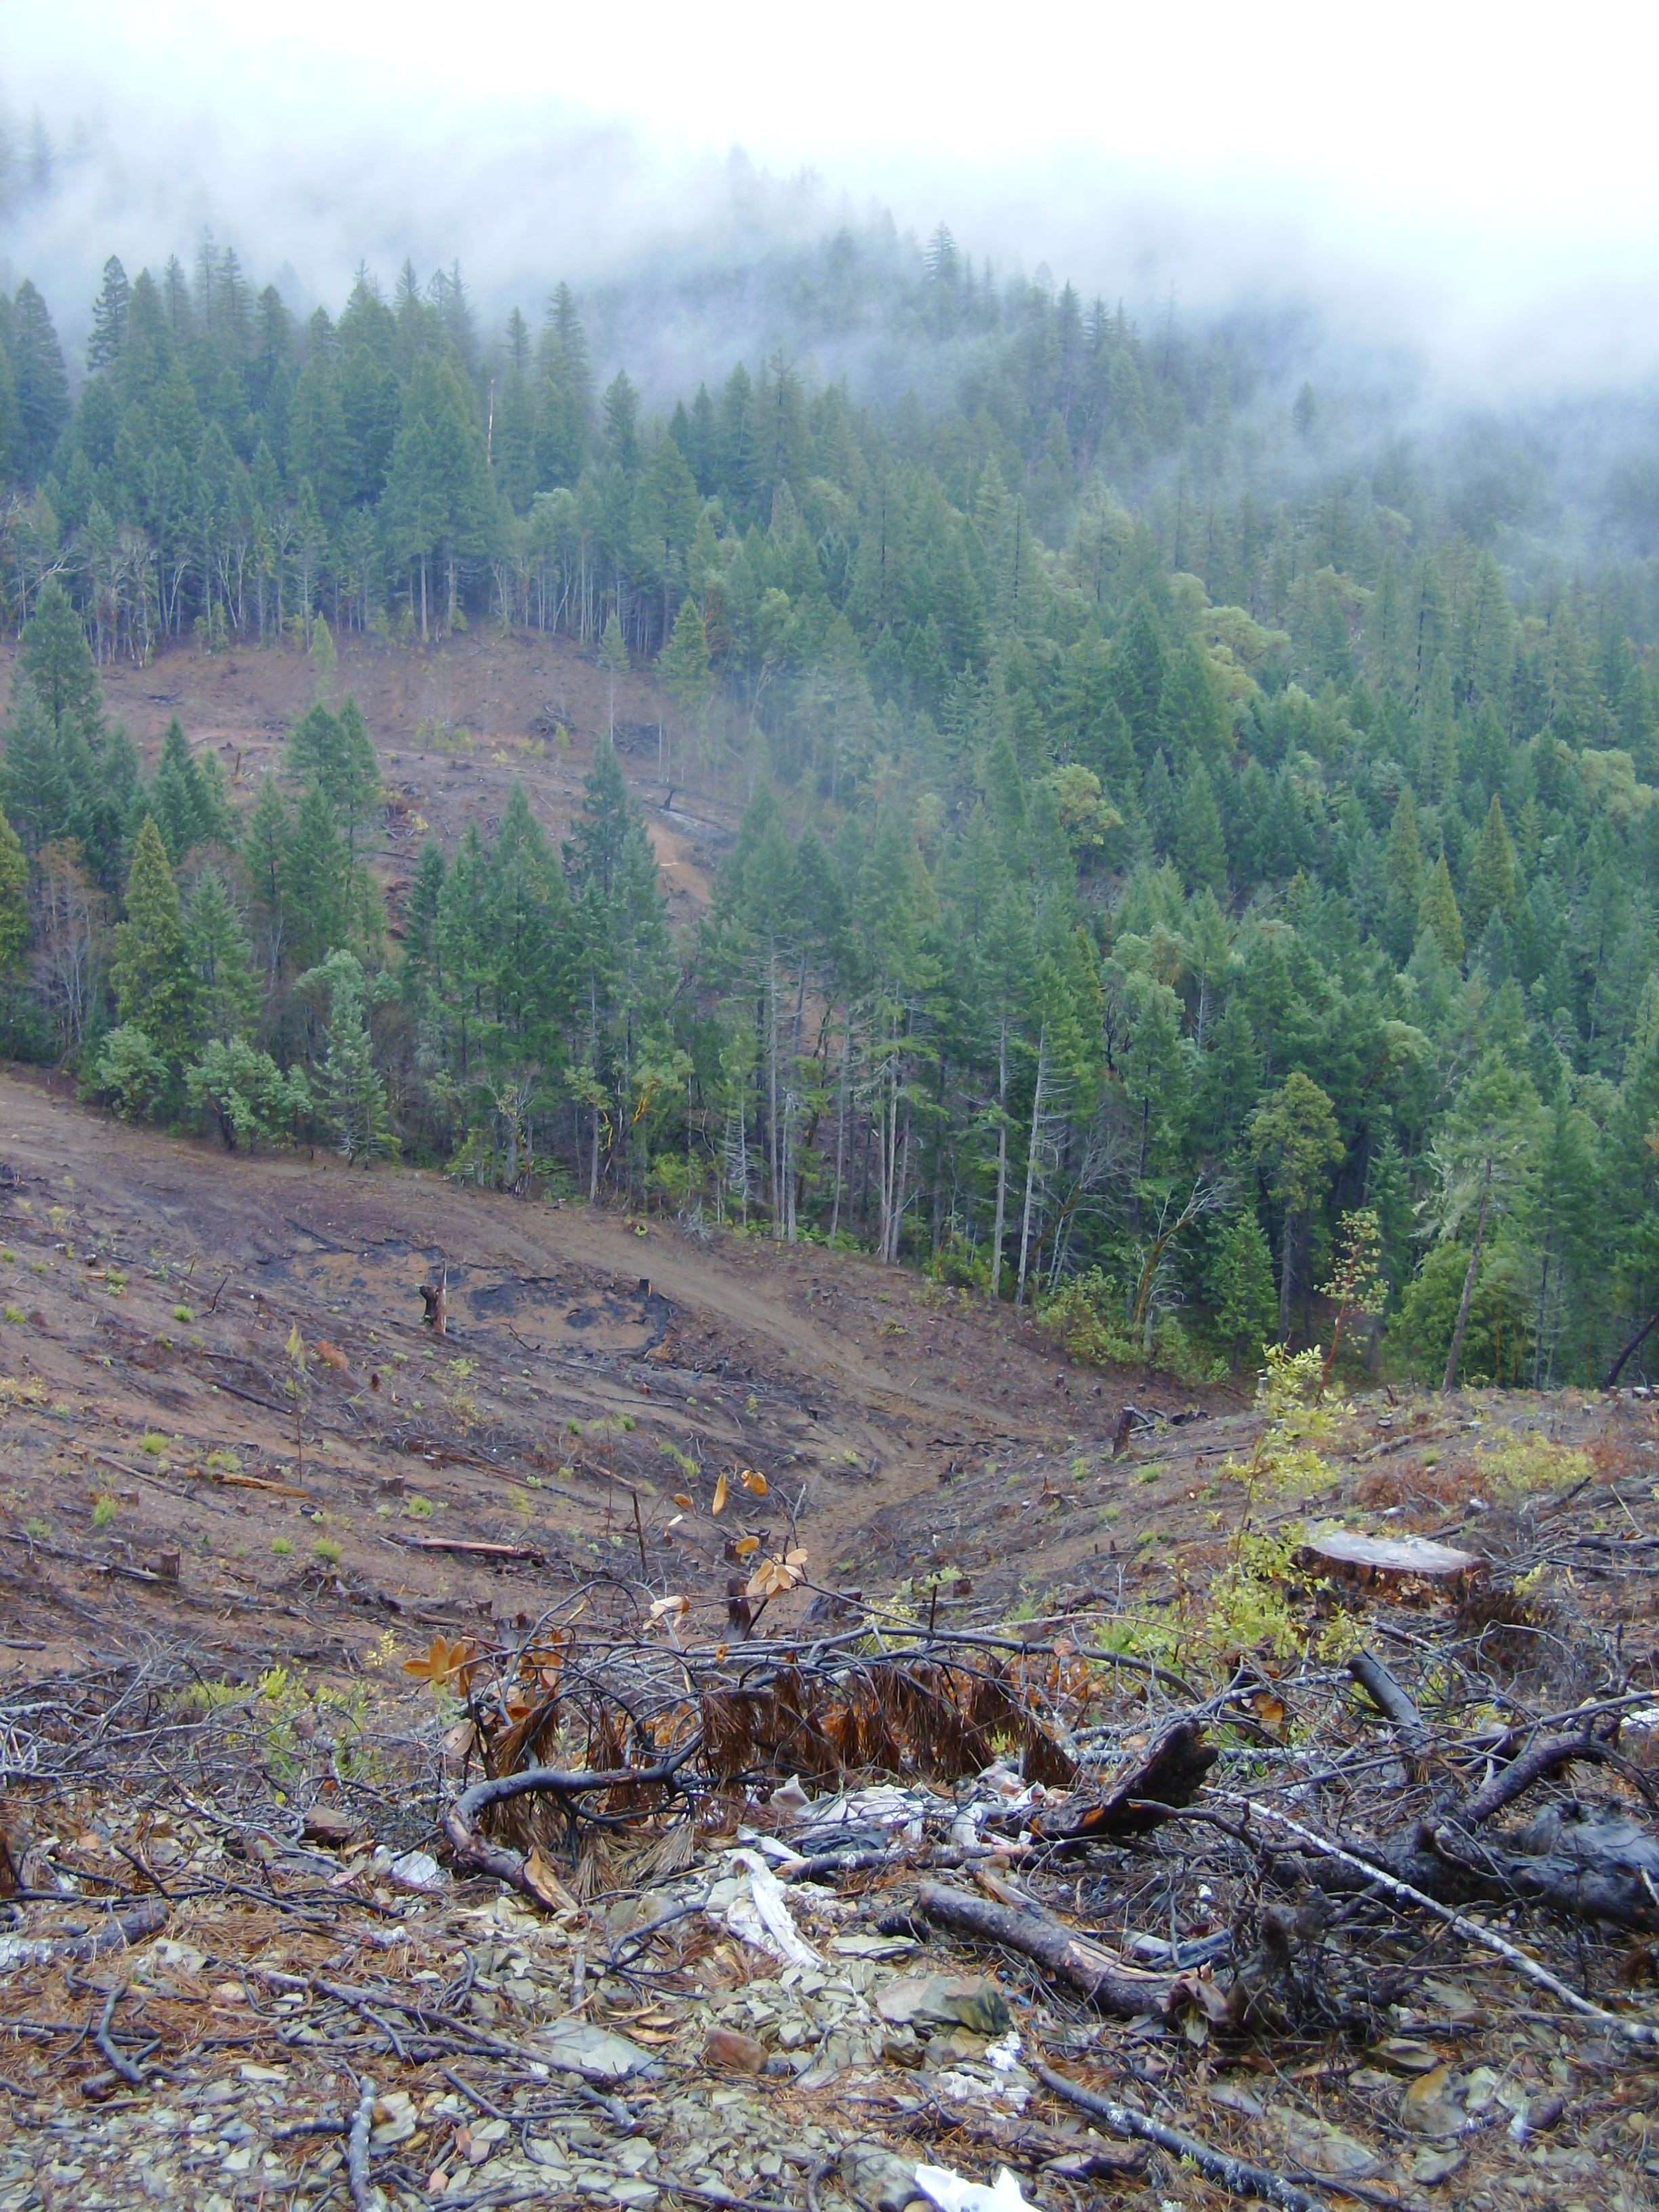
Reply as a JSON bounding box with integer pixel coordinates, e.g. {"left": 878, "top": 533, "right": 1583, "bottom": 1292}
{"left": 0, "top": 1067, "right": 1175, "bottom": 1684}
{"left": 0, "top": 628, "right": 733, "bottom": 926}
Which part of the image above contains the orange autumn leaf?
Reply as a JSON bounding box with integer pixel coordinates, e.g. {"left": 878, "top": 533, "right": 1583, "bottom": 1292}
{"left": 710, "top": 1471, "right": 729, "bottom": 1516}
{"left": 401, "top": 1635, "right": 479, "bottom": 1692}
{"left": 733, "top": 1534, "right": 760, "bottom": 1557}
{"left": 745, "top": 1544, "right": 808, "bottom": 1601}
{"left": 673, "top": 1493, "right": 693, "bottom": 1511}
{"left": 739, "top": 1469, "right": 768, "bottom": 1496}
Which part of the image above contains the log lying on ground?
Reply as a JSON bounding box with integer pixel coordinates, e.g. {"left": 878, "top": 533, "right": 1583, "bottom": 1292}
{"left": 1031, "top": 1716, "right": 1216, "bottom": 1845}
{"left": 911, "top": 1881, "right": 1179, "bottom": 2016}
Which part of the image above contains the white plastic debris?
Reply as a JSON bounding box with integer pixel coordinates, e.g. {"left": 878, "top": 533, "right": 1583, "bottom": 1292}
{"left": 984, "top": 2028, "right": 1023, "bottom": 2074}
{"left": 914, "top": 2163, "right": 1039, "bottom": 2212}
{"left": 371, "top": 1846, "right": 445, "bottom": 1894}
{"left": 708, "top": 1847, "right": 821, "bottom": 1969}
{"left": 768, "top": 1775, "right": 812, "bottom": 1819}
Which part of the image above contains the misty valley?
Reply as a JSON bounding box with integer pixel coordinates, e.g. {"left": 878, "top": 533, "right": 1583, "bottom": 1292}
{"left": 0, "top": 83, "right": 1654, "bottom": 2212}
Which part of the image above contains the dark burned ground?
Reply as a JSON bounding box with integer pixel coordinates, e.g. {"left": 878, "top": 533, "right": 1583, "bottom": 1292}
{"left": 0, "top": 1076, "right": 1656, "bottom": 2212}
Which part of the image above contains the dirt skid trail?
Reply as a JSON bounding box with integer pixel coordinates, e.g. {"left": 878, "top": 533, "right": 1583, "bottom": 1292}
{"left": 0, "top": 1071, "right": 1124, "bottom": 1676}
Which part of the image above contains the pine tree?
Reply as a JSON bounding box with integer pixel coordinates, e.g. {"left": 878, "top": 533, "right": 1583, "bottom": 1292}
{"left": 151, "top": 717, "right": 217, "bottom": 861}
{"left": 184, "top": 868, "right": 257, "bottom": 1042}
{"left": 1418, "top": 852, "right": 1466, "bottom": 965}
{"left": 1384, "top": 785, "right": 1424, "bottom": 961}
{"left": 9, "top": 279, "right": 68, "bottom": 477}
{"left": 111, "top": 817, "right": 196, "bottom": 1069}
{"left": 1172, "top": 762, "right": 1227, "bottom": 893}
{"left": 87, "top": 257, "right": 129, "bottom": 373}
{"left": 0, "top": 801, "right": 27, "bottom": 971}
{"left": 1249, "top": 1071, "right": 1345, "bottom": 1338}
{"left": 1, "top": 674, "right": 75, "bottom": 854}
{"left": 302, "top": 949, "right": 393, "bottom": 1165}
{"left": 1465, "top": 794, "right": 1518, "bottom": 941}
{"left": 16, "top": 579, "right": 102, "bottom": 757}
{"left": 1211, "top": 1209, "right": 1278, "bottom": 1359}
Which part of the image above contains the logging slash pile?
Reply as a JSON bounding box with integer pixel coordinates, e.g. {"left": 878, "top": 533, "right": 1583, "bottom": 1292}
{"left": 0, "top": 1408, "right": 1658, "bottom": 2212}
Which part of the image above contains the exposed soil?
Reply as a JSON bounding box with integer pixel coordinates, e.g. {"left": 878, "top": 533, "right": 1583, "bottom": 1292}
{"left": 0, "top": 1065, "right": 1204, "bottom": 1687}
{"left": 0, "top": 628, "right": 733, "bottom": 928}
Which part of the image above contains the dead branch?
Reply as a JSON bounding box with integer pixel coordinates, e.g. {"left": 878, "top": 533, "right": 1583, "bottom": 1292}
{"left": 1035, "top": 2062, "right": 1334, "bottom": 2212}
{"left": 1227, "top": 1795, "right": 1659, "bottom": 2045}
{"left": 912, "top": 1881, "right": 1179, "bottom": 2016}
{"left": 1031, "top": 1717, "right": 1215, "bottom": 1844}
{"left": 91, "top": 1985, "right": 146, "bottom": 2086}
{"left": 443, "top": 1743, "right": 702, "bottom": 1903}
{"left": 1345, "top": 1650, "right": 1431, "bottom": 1759}
{"left": 346, "top": 2078, "right": 375, "bottom": 2212}
{"left": 1458, "top": 1731, "right": 1610, "bottom": 1824}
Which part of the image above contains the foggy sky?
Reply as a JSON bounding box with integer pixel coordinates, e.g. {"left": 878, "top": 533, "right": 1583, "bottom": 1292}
{"left": 3, "top": 0, "right": 1658, "bottom": 401}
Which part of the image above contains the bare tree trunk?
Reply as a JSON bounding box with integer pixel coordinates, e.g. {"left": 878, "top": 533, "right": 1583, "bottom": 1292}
{"left": 829, "top": 1021, "right": 849, "bottom": 1244}
{"left": 988, "top": 1019, "right": 1009, "bottom": 1301}
{"left": 1443, "top": 1166, "right": 1492, "bottom": 1393}
{"left": 1278, "top": 1210, "right": 1296, "bottom": 1342}
{"left": 1605, "top": 1300, "right": 1659, "bottom": 1389}
{"left": 1015, "top": 1030, "right": 1047, "bottom": 1307}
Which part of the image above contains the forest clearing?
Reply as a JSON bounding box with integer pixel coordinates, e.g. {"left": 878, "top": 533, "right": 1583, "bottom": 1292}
{"left": 0, "top": 1061, "right": 1651, "bottom": 2209}
{"left": 1, "top": 73, "right": 1659, "bottom": 2207}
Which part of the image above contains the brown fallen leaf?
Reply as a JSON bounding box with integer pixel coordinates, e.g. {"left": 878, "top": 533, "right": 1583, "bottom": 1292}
{"left": 524, "top": 1846, "right": 579, "bottom": 1914}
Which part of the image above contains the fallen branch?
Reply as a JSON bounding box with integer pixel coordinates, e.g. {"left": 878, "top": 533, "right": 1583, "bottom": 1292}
{"left": 0, "top": 1896, "right": 167, "bottom": 1970}
{"left": 443, "top": 1742, "right": 702, "bottom": 1904}
{"left": 92, "top": 1984, "right": 146, "bottom": 2086}
{"left": 346, "top": 2078, "right": 375, "bottom": 2212}
{"left": 1345, "top": 1651, "right": 1431, "bottom": 1759}
{"left": 1224, "top": 1795, "right": 1659, "bottom": 2045}
{"left": 397, "top": 1537, "right": 546, "bottom": 1563}
{"left": 1035, "top": 2062, "right": 1332, "bottom": 2212}
{"left": 1459, "top": 1732, "right": 1608, "bottom": 1824}
{"left": 912, "top": 1881, "right": 1177, "bottom": 2017}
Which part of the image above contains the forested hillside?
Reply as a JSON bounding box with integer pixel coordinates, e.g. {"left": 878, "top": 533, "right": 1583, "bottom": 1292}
{"left": 1, "top": 218, "right": 1658, "bottom": 1392}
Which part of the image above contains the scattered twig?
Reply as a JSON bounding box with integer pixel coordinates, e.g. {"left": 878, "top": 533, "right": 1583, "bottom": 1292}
{"left": 1035, "top": 2062, "right": 1333, "bottom": 2212}
{"left": 346, "top": 2078, "right": 375, "bottom": 2212}
{"left": 91, "top": 1985, "right": 146, "bottom": 2086}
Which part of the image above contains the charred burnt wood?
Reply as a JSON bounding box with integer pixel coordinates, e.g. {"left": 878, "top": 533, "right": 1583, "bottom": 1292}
{"left": 1291, "top": 1799, "right": 1659, "bottom": 1933}
{"left": 1029, "top": 1717, "right": 1216, "bottom": 1845}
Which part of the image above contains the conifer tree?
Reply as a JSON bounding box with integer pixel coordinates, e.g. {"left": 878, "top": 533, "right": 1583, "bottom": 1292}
{"left": 301, "top": 949, "right": 392, "bottom": 1165}
{"left": 1211, "top": 1208, "right": 1278, "bottom": 1359}
{"left": 1250, "top": 1071, "right": 1345, "bottom": 1339}
{"left": 1465, "top": 794, "right": 1518, "bottom": 941}
{"left": 111, "top": 817, "right": 196, "bottom": 1070}
{"left": 1418, "top": 852, "right": 1466, "bottom": 965}
{"left": 87, "top": 256, "right": 130, "bottom": 373}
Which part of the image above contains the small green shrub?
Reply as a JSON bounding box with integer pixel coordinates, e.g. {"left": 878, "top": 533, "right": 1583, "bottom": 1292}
{"left": 92, "top": 1495, "right": 116, "bottom": 1528}
{"left": 270, "top": 1536, "right": 293, "bottom": 1556}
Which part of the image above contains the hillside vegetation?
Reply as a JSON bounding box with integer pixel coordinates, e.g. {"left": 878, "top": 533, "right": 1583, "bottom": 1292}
{"left": 0, "top": 220, "right": 1656, "bottom": 1389}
